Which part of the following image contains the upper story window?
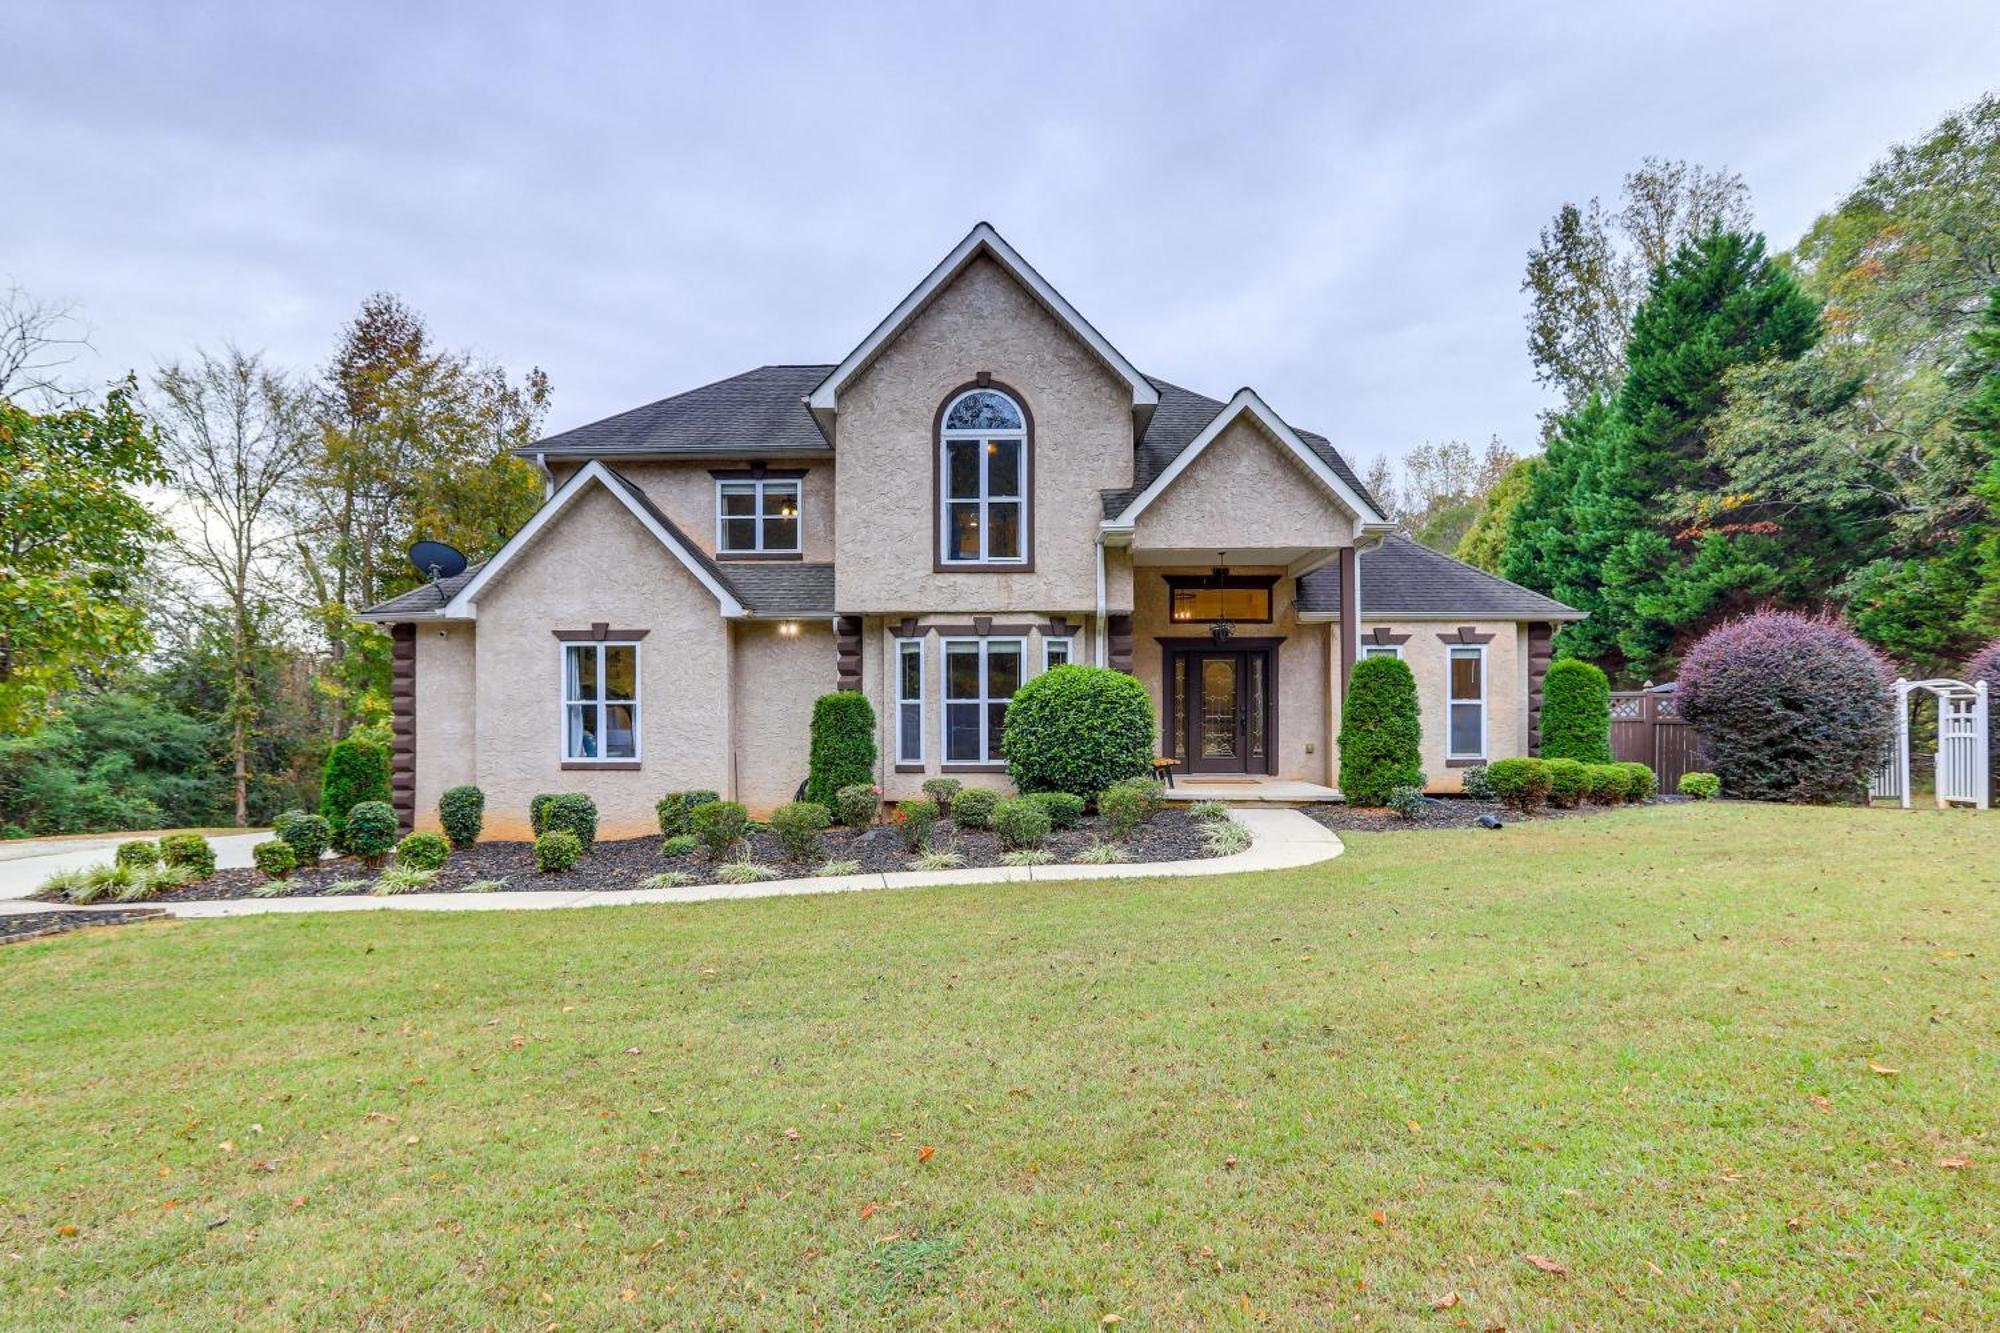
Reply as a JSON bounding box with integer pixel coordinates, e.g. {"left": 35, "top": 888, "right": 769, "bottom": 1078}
{"left": 1361, "top": 644, "right": 1403, "bottom": 661}
{"left": 717, "top": 478, "right": 801, "bottom": 555}
{"left": 939, "top": 387, "right": 1028, "bottom": 566}
{"left": 1166, "top": 573, "right": 1278, "bottom": 624}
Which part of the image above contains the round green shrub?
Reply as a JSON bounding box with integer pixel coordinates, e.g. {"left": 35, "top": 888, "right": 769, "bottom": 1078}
{"left": 920, "top": 777, "right": 962, "bottom": 815}
{"left": 894, "top": 798, "right": 940, "bottom": 851}
{"left": 396, "top": 830, "right": 449, "bottom": 872}
{"left": 252, "top": 839, "right": 296, "bottom": 878}
{"left": 661, "top": 833, "right": 699, "bottom": 857}
{"left": 1001, "top": 665, "right": 1155, "bottom": 801}
{"left": 1097, "top": 783, "right": 1149, "bottom": 841}
{"left": 278, "top": 813, "right": 332, "bottom": 863}
{"left": 438, "top": 785, "right": 485, "bottom": 849}
{"left": 1459, "top": 764, "right": 1494, "bottom": 801}
{"left": 320, "top": 736, "right": 392, "bottom": 829}
{"left": 1023, "top": 790, "right": 1085, "bottom": 830}
{"left": 834, "top": 783, "right": 879, "bottom": 829}
{"left": 656, "top": 790, "right": 720, "bottom": 838}
{"left": 158, "top": 832, "right": 216, "bottom": 878}
{"left": 1618, "top": 762, "right": 1658, "bottom": 802}
{"left": 530, "top": 793, "right": 559, "bottom": 836}
{"left": 1540, "top": 659, "right": 1613, "bottom": 763}
{"left": 539, "top": 793, "right": 598, "bottom": 849}
{"left": 1679, "top": 771, "right": 1721, "bottom": 800}
{"left": 1105, "top": 775, "right": 1165, "bottom": 815}
{"left": 1545, "top": 757, "right": 1588, "bottom": 809}
{"left": 341, "top": 801, "right": 398, "bottom": 865}
{"left": 806, "top": 692, "right": 876, "bottom": 806}
{"left": 1387, "top": 785, "right": 1426, "bottom": 820}
{"left": 115, "top": 839, "right": 159, "bottom": 871}
{"left": 692, "top": 801, "right": 749, "bottom": 858}
{"left": 770, "top": 801, "right": 833, "bottom": 862}
{"left": 1583, "top": 764, "right": 1628, "bottom": 803}
{"left": 992, "top": 798, "right": 1053, "bottom": 850}
{"left": 1338, "top": 655, "right": 1423, "bottom": 806}
{"left": 534, "top": 829, "right": 582, "bottom": 873}
{"left": 1486, "top": 757, "right": 1552, "bottom": 814}
{"left": 950, "top": 787, "right": 998, "bottom": 829}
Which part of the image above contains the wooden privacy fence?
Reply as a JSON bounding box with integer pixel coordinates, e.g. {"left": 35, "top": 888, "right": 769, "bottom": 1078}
{"left": 1608, "top": 688, "right": 1702, "bottom": 789}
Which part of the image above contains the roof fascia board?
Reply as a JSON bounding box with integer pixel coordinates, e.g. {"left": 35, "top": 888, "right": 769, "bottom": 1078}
{"left": 1297, "top": 609, "right": 1588, "bottom": 624}
{"left": 807, "top": 223, "right": 1159, "bottom": 421}
{"left": 441, "top": 460, "right": 748, "bottom": 619}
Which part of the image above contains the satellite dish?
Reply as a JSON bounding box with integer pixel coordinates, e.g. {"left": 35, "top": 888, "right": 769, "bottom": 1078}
{"left": 409, "top": 540, "right": 468, "bottom": 583}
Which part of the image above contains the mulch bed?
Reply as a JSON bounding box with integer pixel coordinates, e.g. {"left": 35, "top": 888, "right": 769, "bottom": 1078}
{"left": 1, "top": 908, "right": 166, "bottom": 945}
{"left": 1306, "top": 793, "right": 1689, "bottom": 834}
{"left": 54, "top": 809, "right": 1221, "bottom": 903}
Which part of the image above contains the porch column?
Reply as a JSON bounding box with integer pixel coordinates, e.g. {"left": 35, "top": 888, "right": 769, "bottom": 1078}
{"left": 1337, "top": 546, "right": 1359, "bottom": 699}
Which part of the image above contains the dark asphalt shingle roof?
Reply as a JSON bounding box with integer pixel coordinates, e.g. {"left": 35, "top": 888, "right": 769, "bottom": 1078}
{"left": 359, "top": 562, "right": 485, "bottom": 618}
{"left": 530, "top": 365, "right": 834, "bottom": 457}
{"left": 1296, "top": 533, "right": 1580, "bottom": 620}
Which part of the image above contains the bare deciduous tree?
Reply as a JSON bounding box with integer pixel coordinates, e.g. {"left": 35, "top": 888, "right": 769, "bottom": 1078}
{"left": 0, "top": 282, "right": 92, "bottom": 403}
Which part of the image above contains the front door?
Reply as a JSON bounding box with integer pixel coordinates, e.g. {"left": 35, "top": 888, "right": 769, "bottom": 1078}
{"left": 1186, "top": 650, "right": 1269, "bottom": 774}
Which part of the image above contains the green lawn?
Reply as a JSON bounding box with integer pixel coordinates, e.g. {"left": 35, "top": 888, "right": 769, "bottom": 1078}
{"left": 3, "top": 805, "right": 1995, "bottom": 1329}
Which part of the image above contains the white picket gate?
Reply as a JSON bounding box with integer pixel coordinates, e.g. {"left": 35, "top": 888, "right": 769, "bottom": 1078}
{"left": 1870, "top": 678, "right": 1991, "bottom": 809}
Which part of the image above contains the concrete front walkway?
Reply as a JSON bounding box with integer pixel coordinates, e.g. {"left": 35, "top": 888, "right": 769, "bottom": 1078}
{"left": 2, "top": 808, "right": 1343, "bottom": 921}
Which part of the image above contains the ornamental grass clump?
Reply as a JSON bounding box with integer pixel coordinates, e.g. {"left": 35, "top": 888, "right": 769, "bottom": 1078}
{"left": 1002, "top": 665, "right": 1155, "bottom": 800}
{"left": 1677, "top": 610, "right": 1893, "bottom": 804}
{"left": 1338, "top": 656, "right": 1423, "bottom": 805}
{"left": 770, "top": 801, "right": 833, "bottom": 862}
{"left": 1539, "top": 659, "right": 1613, "bottom": 763}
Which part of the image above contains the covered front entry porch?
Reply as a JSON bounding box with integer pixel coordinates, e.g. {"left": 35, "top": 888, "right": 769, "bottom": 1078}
{"left": 1159, "top": 774, "right": 1345, "bottom": 804}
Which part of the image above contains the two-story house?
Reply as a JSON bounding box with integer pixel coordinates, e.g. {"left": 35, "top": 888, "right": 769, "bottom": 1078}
{"left": 361, "top": 225, "right": 1580, "bottom": 838}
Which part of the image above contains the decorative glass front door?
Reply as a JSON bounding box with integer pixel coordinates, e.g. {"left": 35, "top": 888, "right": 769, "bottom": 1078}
{"left": 1182, "top": 650, "right": 1270, "bottom": 774}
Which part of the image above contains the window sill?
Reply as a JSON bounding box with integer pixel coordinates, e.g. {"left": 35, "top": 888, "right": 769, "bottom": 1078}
{"left": 1444, "top": 757, "right": 1485, "bottom": 768}
{"left": 935, "top": 561, "right": 1034, "bottom": 573}
{"left": 562, "top": 760, "right": 642, "bottom": 771}
{"left": 893, "top": 763, "right": 926, "bottom": 774}
{"left": 940, "top": 762, "right": 1008, "bottom": 773}
{"left": 717, "top": 551, "right": 804, "bottom": 562}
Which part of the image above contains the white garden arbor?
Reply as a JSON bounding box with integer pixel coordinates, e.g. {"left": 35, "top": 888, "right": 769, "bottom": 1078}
{"left": 1869, "top": 678, "right": 1990, "bottom": 809}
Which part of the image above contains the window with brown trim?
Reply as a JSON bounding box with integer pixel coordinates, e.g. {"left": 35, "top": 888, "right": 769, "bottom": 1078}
{"left": 938, "top": 387, "right": 1028, "bottom": 566}
{"left": 1165, "top": 574, "right": 1277, "bottom": 625}
{"left": 562, "top": 641, "right": 640, "bottom": 762}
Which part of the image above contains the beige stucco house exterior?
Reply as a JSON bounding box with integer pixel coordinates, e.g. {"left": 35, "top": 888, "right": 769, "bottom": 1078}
{"left": 362, "top": 225, "right": 1580, "bottom": 838}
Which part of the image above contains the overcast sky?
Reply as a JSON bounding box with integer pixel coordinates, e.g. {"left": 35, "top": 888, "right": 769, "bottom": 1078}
{"left": 6, "top": 2, "right": 1997, "bottom": 466}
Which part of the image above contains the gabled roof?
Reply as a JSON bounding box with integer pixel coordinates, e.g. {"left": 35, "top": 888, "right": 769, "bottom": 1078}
{"left": 1101, "top": 386, "right": 1391, "bottom": 530}
{"left": 528, "top": 365, "right": 833, "bottom": 459}
{"left": 807, "top": 223, "right": 1160, "bottom": 429}
{"left": 1296, "top": 533, "right": 1583, "bottom": 621}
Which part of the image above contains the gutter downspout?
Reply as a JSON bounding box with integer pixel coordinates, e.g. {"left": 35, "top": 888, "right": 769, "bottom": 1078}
{"left": 1094, "top": 532, "right": 1109, "bottom": 665}
{"left": 534, "top": 452, "right": 555, "bottom": 501}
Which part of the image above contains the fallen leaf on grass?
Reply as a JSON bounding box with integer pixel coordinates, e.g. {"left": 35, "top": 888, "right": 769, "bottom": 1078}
{"left": 859, "top": 1203, "right": 877, "bottom": 1219}
{"left": 1431, "top": 1290, "right": 1460, "bottom": 1309}
{"left": 1809, "top": 1094, "right": 1833, "bottom": 1112}
{"left": 1867, "top": 1062, "right": 1900, "bottom": 1076}
{"left": 1939, "top": 1157, "right": 1970, "bottom": 1169}
{"left": 1522, "top": 1254, "right": 1568, "bottom": 1276}
{"left": 783, "top": 1128, "right": 801, "bottom": 1141}
{"left": 1786, "top": 1217, "right": 1808, "bottom": 1232}
{"left": 54, "top": 1225, "right": 77, "bottom": 1237}
{"left": 917, "top": 1145, "right": 935, "bottom": 1163}
{"left": 1370, "top": 1210, "right": 1386, "bottom": 1226}
{"left": 619, "top": 1288, "right": 636, "bottom": 1301}
{"left": 1101, "top": 1316, "right": 1121, "bottom": 1326}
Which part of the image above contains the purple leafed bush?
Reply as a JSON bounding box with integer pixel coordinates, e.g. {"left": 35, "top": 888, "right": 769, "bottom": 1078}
{"left": 1966, "top": 637, "right": 2000, "bottom": 778}
{"left": 1677, "top": 610, "right": 1894, "bottom": 804}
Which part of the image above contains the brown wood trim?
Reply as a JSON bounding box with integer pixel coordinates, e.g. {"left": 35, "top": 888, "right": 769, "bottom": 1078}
{"left": 834, "top": 615, "right": 863, "bottom": 691}
{"left": 561, "top": 760, "right": 642, "bottom": 771}
{"left": 1445, "top": 757, "right": 1486, "bottom": 768}
{"left": 1161, "top": 572, "right": 1280, "bottom": 625}
{"left": 552, "top": 624, "right": 652, "bottom": 642}
{"left": 893, "top": 763, "right": 926, "bottom": 774}
{"left": 1107, "top": 614, "right": 1135, "bottom": 674}
{"left": 889, "top": 617, "right": 924, "bottom": 638}
{"left": 931, "top": 378, "right": 1036, "bottom": 574}
{"left": 927, "top": 624, "right": 1036, "bottom": 638}
{"left": 1044, "top": 616, "right": 1079, "bottom": 638}
{"left": 707, "top": 465, "right": 808, "bottom": 480}
{"left": 1437, "top": 626, "right": 1497, "bottom": 644}
{"left": 1363, "top": 626, "right": 1411, "bottom": 646}
{"left": 1338, "top": 547, "right": 1359, "bottom": 703}
{"left": 715, "top": 551, "right": 804, "bottom": 562}
{"left": 1527, "top": 621, "right": 1554, "bottom": 755}
{"left": 389, "top": 624, "right": 417, "bottom": 833}
{"left": 939, "top": 763, "right": 1009, "bottom": 774}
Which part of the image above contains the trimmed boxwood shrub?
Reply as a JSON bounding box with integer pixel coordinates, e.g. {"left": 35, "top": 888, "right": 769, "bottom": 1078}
{"left": 1486, "top": 757, "right": 1552, "bottom": 814}
{"left": 438, "top": 785, "right": 485, "bottom": 849}
{"left": 1540, "top": 659, "right": 1612, "bottom": 763}
{"left": 1583, "top": 763, "right": 1628, "bottom": 803}
{"left": 1002, "top": 665, "right": 1155, "bottom": 800}
{"left": 1678, "top": 611, "right": 1894, "bottom": 803}
{"left": 320, "top": 736, "right": 391, "bottom": 830}
{"left": 895, "top": 798, "right": 940, "bottom": 851}
{"left": 159, "top": 832, "right": 216, "bottom": 878}
{"left": 278, "top": 812, "right": 332, "bottom": 863}
{"left": 1679, "top": 771, "right": 1721, "bottom": 800}
{"left": 692, "top": 800, "right": 749, "bottom": 858}
{"left": 992, "top": 798, "right": 1053, "bottom": 850}
{"left": 1545, "top": 757, "right": 1588, "bottom": 808}
{"left": 341, "top": 801, "right": 398, "bottom": 866}
{"left": 534, "top": 830, "right": 582, "bottom": 873}
{"left": 806, "top": 692, "right": 876, "bottom": 806}
{"left": 770, "top": 801, "right": 833, "bottom": 862}
{"left": 396, "top": 830, "right": 449, "bottom": 871}
{"left": 536, "top": 793, "right": 598, "bottom": 849}
{"left": 920, "top": 777, "right": 961, "bottom": 816}
{"left": 657, "top": 790, "right": 721, "bottom": 838}
{"left": 1023, "top": 790, "right": 1085, "bottom": 830}
{"left": 834, "top": 783, "right": 879, "bottom": 829}
{"left": 115, "top": 839, "right": 159, "bottom": 871}
{"left": 1617, "top": 762, "right": 1658, "bottom": 802}
{"left": 951, "top": 787, "right": 998, "bottom": 829}
{"left": 252, "top": 839, "right": 297, "bottom": 878}
{"left": 1097, "top": 782, "right": 1149, "bottom": 840}
{"left": 1338, "top": 655, "right": 1423, "bottom": 806}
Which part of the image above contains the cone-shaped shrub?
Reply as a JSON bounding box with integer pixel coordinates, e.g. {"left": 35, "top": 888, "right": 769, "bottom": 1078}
{"left": 1338, "top": 655, "right": 1423, "bottom": 806}
{"left": 1540, "top": 659, "right": 1612, "bottom": 763}
{"left": 806, "top": 692, "right": 876, "bottom": 806}
{"left": 320, "top": 736, "right": 391, "bottom": 830}
{"left": 1678, "top": 611, "right": 1893, "bottom": 804}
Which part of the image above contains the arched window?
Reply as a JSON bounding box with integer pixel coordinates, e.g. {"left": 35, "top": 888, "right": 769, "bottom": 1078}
{"left": 938, "top": 386, "right": 1029, "bottom": 566}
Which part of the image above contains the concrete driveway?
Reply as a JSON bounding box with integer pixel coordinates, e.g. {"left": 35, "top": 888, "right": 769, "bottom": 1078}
{"left": 0, "top": 831, "right": 272, "bottom": 909}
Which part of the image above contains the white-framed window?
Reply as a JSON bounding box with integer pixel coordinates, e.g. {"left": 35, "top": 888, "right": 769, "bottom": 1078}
{"left": 1361, "top": 644, "right": 1403, "bottom": 661}
{"left": 942, "top": 637, "right": 1023, "bottom": 764}
{"left": 562, "top": 642, "right": 640, "bottom": 761}
{"left": 1042, "top": 636, "right": 1073, "bottom": 671}
{"left": 896, "top": 639, "right": 924, "bottom": 765}
{"left": 1447, "top": 645, "right": 1486, "bottom": 760}
{"left": 716, "top": 478, "right": 801, "bottom": 555}
{"left": 939, "top": 388, "right": 1027, "bottom": 564}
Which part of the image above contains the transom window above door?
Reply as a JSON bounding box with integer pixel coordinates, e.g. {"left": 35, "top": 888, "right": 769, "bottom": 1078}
{"left": 716, "top": 478, "right": 801, "bottom": 555}
{"left": 939, "top": 387, "right": 1028, "bottom": 566}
